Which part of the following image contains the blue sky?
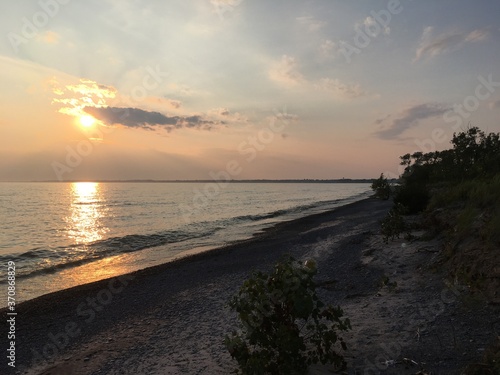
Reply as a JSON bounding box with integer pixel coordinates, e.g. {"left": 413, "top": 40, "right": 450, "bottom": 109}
{"left": 1, "top": 0, "right": 500, "bottom": 180}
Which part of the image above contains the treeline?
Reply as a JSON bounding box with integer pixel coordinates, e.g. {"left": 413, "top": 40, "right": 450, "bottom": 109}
{"left": 373, "top": 126, "right": 500, "bottom": 244}
{"left": 395, "top": 127, "right": 500, "bottom": 213}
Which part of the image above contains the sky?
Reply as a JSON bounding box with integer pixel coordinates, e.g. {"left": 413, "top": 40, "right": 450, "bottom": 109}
{"left": 1, "top": 0, "right": 500, "bottom": 181}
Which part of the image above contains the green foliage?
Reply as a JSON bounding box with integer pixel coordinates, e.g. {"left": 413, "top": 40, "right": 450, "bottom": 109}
{"left": 394, "top": 127, "right": 500, "bottom": 214}
{"left": 225, "top": 257, "right": 351, "bottom": 375}
{"left": 380, "top": 203, "right": 408, "bottom": 244}
{"left": 379, "top": 275, "right": 398, "bottom": 291}
{"left": 371, "top": 173, "right": 391, "bottom": 200}
{"left": 430, "top": 173, "right": 500, "bottom": 209}
{"left": 428, "top": 173, "right": 500, "bottom": 246}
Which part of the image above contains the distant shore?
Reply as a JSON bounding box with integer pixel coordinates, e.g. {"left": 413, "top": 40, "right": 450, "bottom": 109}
{"left": 2, "top": 179, "right": 376, "bottom": 183}
{"left": 2, "top": 197, "right": 497, "bottom": 374}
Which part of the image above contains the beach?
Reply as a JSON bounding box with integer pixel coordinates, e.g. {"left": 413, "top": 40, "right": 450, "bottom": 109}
{"left": 3, "top": 197, "right": 498, "bottom": 375}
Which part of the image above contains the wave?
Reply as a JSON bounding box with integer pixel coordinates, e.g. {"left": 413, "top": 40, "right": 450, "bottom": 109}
{"left": 207, "top": 197, "right": 347, "bottom": 226}
{"left": 0, "top": 191, "right": 370, "bottom": 282}
{"left": 0, "top": 228, "right": 218, "bottom": 282}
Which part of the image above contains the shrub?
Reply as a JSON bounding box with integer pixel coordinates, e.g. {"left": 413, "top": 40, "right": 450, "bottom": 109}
{"left": 371, "top": 173, "right": 391, "bottom": 200}
{"left": 381, "top": 203, "right": 408, "bottom": 243}
{"left": 225, "top": 257, "right": 351, "bottom": 375}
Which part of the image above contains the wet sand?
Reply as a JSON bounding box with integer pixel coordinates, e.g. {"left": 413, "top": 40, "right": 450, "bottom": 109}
{"left": 2, "top": 197, "right": 498, "bottom": 374}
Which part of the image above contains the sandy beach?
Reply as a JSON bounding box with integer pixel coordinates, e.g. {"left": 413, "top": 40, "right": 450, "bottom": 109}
{"left": 2, "top": 197, "right": 498, "bottom": 375}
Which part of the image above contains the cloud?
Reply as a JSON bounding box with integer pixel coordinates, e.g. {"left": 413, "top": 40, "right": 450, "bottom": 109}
{"left": 140, "top": 96, "right": 182, "bottom": 110}
{"left": 296, "top": 16, "right": 326, "bottom": 32}
{"left": 36, "top": 31, "right": 61, "bottom": 44}
{"left": 374, "top": 103, "right": 450, "bottom": 139}
{"left": 269, "top": 55, "right": 304, "bottom": 86}
{"left": 374, "top": 114, "right": 391, "bottom": 125}
{"left": 362, "top": 16, "right": 390, "bottom": 36}
{"left": 314, "top": 78, "right": 369, "bottom": 100}
{"left": 84, "top": 106, "right": 219, "bottom": 132}
{"left": 489, "top": 99, "right": 500, "bottom": 109}
{"left": 268, "top": 57, "right": 370, "bottom": 100}
{"left": 209, "top": 107, "right": 230, "bottom": 117}
{"left": 65, "top": 79, "right": 117, "bottom": 100}
{"left": 208, "top": 107, "right": 248, "bottom": 123}
{"left": 415, "top": 27, "right": 489, "bottom": 62}
{"left": 320, "top": 39, "right": 336, "bottom": 56}
{"left": 51, "top": 78, "right": 117, "bottom": 118}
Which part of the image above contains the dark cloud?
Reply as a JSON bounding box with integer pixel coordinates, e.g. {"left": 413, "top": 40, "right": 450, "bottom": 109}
{"left": 374, "top": 114, "right": 391, "bottom": 125}
{"left": 83, "top": 106, "right": 218, "bottom": 131}
{"left": 374, "top": 103, "right": 450, "bottom": 140}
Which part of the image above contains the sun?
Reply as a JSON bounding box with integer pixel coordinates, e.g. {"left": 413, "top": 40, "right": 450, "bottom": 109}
{"left": 79, "top": 115, "right": 96, "bottom": 127}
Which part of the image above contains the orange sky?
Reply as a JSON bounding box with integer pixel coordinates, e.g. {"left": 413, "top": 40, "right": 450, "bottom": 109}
{"left": 1, "top": 1, "right": 500, "bottom": 181}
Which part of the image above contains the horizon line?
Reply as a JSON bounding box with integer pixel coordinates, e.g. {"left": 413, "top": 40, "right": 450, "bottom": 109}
{"left": 0, "top": 178, "right": 388, "bottom": 183}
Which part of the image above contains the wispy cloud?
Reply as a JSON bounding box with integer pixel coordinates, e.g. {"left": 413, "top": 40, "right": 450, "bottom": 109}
{"left": 208, "top": 107, "right": 248, "bottom": 123}
{"left": 84, "top": 106, "right": 220, "bottom": 131}
{"left": 314, "top": 78, "right": 369, "bottom": 100}
{"left": 296, "top": 16, "right": 326, "bottom": 32}
{"left": 357, "top": 16, "right": 390, "bottom": 36}
{"left": 374, "top": 102, "right": 450, "bottom": 139}
{"left": 268, "top": 55, "right": 304, "bottom": 86}
{"left": 320, "top": 39, "right": 336, "bottom": 57}
{"left": 414, "top": 27, "right": 489, "bottom": 62}
{"left": 36, "top": 31, "right": 61, "bottom": 44}
{"left": 268, "top": 55, "right": 370, "bottom": 100}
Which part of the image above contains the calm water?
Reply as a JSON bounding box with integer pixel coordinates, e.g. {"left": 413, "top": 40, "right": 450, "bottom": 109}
{"left": 0, "top": 182, "right": 371, "bottom": 304}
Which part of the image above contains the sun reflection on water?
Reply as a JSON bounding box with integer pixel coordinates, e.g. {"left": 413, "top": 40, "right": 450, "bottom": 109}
{"left": 67, "top": 182, "right": 108, "bottom": 244}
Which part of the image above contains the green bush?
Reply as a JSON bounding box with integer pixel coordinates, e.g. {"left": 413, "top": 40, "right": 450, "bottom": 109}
{"left": 225, "top": 257, "right": 351, "bottom": 375}
{"left": 371, "top": 173, "right": 391, "bottom": 200}
{"left": 381, "top": 203, "right": 408, "bottom": 243}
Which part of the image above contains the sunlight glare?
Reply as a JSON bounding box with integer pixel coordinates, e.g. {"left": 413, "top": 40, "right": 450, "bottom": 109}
{"left": 67, "top": 182, "right": 108, "bottom": 244}
{"left": 80, "top": 115, "right": 96, "bottom": 127}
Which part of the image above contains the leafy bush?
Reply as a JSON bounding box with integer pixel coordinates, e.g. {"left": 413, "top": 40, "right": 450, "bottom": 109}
{"left": 225, "top": 257, "right": 351, "bottom": 375}
{"left": 371, "top": 173, "right": 391, "bottom": 200}
{"left": 381, "top": 203, "right": 408, "bottom": 244}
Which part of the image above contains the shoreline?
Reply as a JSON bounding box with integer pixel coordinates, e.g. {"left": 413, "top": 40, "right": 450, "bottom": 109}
{"left": 5, "top": 192, "right": 371, "bottom": 307}
{"left": 2, "top": 197, "right": 497, "bottom": 374}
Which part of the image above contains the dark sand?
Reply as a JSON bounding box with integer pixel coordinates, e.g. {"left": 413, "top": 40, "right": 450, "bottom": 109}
{"left": 2, "top": 197, "right": 498, "bottom": 374}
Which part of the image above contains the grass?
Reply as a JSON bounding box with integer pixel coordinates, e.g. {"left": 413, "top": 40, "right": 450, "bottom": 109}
{"left": 428, "top": 173, "right": 500, "bottom": 248}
